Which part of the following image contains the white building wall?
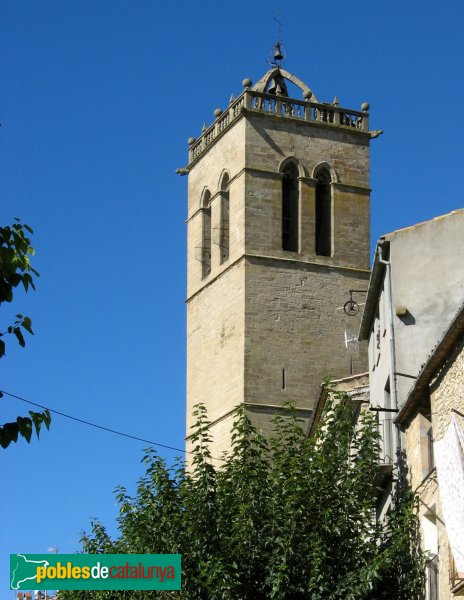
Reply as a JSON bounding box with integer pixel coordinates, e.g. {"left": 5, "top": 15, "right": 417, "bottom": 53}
{"left": 389, "top": 210, "right": 464, "bottom": 409}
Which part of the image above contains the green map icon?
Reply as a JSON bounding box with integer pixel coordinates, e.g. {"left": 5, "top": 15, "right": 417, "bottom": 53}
{"left": 10, "top": 554, "right": 50, "bottom": 590}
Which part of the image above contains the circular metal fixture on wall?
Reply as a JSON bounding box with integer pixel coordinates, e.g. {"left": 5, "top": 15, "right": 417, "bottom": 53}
{"left": 344, "top": 300, "right": 359, "bottom": 316}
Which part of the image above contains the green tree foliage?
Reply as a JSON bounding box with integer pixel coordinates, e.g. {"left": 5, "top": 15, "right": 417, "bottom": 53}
{"left": 60, "top": 394, "right": 424, "bottom": 599}
{"left": 0, "top": 220, "right": 50, "bottom": 448}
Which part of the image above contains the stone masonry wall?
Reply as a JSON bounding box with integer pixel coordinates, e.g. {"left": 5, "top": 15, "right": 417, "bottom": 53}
{"left": 402, "top": 336, "right": 464, "bottom": 599}
{"left": 187, "top": 119, "right": 246, "bottom": 298}
{"left": 244, "top": 257, "right": 369, "bottom": 433}
{"left": 431, "top": 334, "right": 464, "bottom": 442}
{"left": 186, "top": 260, "right": 245, "bottom": 454}
{"left": 245, "top": 115, "right": 370, "bottom": 187}
{"left": 430, "top": 335, "right": 464, "bottom": 597}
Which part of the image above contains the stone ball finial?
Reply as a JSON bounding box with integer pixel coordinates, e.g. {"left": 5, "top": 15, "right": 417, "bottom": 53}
{"left": 361, "top": 102, "right": 370, "bottom": 112}
{"left": 213, "top": 108, "right": 223, "bottom": 118}
{"left": 188, "top": 137, "right": 196, "bottom": 145}
{"left": 242, "top": 78, "right": 252, "bottom": 89}
{"left": 303, "top": 90, "right": 312, "bottom": 100}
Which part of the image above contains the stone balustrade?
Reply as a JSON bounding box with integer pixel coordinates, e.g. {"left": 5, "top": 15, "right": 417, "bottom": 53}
{"left": 188, "top": 91, "right": 369, "bottom": 165}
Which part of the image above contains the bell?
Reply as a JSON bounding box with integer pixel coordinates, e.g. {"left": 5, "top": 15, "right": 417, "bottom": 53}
{"left": 274, "top": 42, "right": 283, "bottom": 62}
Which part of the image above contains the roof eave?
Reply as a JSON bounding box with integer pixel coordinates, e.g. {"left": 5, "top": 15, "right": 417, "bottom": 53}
{"left": 395, "top": 301, "right": 464, "bottom": 426}
{"left": 358, "top": 239, "right": 388, "bottom": 340}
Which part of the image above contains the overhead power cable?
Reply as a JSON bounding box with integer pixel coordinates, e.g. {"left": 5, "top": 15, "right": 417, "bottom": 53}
{"left": 1, "top": 388, "right": 223, "bottom": 459}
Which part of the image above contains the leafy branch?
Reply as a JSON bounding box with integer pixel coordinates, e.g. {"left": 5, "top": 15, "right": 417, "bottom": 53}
{"left": 58, "top": 394, "right": 424, "bottom": 599}
{"left": 0, "top": 219, "right": 51, "bottom": 448}
{"left": 0, "top": 404, "right": 51, "bottom": 449}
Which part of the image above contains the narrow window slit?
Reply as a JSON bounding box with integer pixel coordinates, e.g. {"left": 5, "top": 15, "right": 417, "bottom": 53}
{"left": 315, "top": 169, "right": 332, "bottom": 256}
{"left": 220, "top": 173, "right": 230, "bottom": 263}
{"left": 282, "top": 162, "right": 299, "bottom": 252}
{"left": 201, "top": 190, "right": 212, "bottom": 278}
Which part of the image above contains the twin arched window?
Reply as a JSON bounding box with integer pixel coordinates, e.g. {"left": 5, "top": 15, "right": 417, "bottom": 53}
{"left": 200, "top": 163, "right": 332, "bottom": 279}
{"left": 200, "top": 173, "right": 230, "bottom": 279}
{"left": 281, "top": 161, "right": 332, "bottom": 256}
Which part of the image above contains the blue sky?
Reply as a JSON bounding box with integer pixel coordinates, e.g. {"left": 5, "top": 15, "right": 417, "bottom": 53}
{"left": 2, "top": 0, "right": 463, "bottom": 595}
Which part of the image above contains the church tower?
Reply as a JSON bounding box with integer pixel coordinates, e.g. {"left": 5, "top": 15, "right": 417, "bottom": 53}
{"left": 184, "top": 49, "right": 372, "bottom": 455}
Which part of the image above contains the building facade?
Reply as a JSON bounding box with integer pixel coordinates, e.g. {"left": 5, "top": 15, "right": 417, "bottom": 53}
{"left": 359, "top": 210, "right": 464, "bottom": 598}
{"left": 184, "top": 62, "right": 374, "bottom": 455}
{"left": 359, "top": 210, "right": 464, "bottom": 417}
{"left": 396, "top": 303, "right": 464, "bottom": 598}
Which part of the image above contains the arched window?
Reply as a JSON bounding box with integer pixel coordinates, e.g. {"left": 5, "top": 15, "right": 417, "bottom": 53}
{"left": 219, "top": 173, "right": 230, "bottom": 263}
{"left": 282, "top": 162, "right": 299, "bottom": 252}
{"left": 202, "top": 190, "right": 212, "bottom": 277}
{"left": 315, "top": 169, "right": 332, "bottom": 256}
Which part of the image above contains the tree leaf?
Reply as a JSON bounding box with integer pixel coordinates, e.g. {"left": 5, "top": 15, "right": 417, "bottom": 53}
{"left": 17, "top": 417, "right": 33, "bottom": 443}
{"left": 21, "top": 316, "right": 33, "bottom": 335}
{"left": 13, "top": 327, "right": 25, "bottom": 347}
{"left": 3, "top": 422, "right": 19, "bottom": 444}
{"left": 42, "top": 409, "right": 51, "bottom": 429}
{"left": 0, "top": 429, "right": 10, "bottom": 448}
{"left": 30, "top": 412, "right": 43, "bottom": 437}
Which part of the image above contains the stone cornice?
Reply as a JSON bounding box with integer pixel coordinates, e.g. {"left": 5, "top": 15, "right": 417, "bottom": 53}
{"left": 187, "top": 90, "right": 370, "bottom": 170}
{"left": 332, "top": 181, "right": 371, "bottom": 195}
{"left": 243, "top": 167, "right": 284, "bottom": 180}
{"left": 299, "top": 176, "right": 316, "bottom": 185}
{"left": 185, "top": 403, "right": 313, "bottom": 443}
{"left": 245, "top": 402, "right": 313, "bottom": 416}
{"left": 186, "top": 253, "right": 370, "bottom": 303}
{"left": 186, "top": 255, "right": 246, "bottom": 303}
{"left": 244, "top": 107, "right": 371, "bottom": 139}
{"left": 245, "top": 253, "right": 371, "bottom": 276}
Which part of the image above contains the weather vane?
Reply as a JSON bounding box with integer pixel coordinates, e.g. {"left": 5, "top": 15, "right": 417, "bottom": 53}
{"left": 274, "top": 10, "right": 282, "bottom": 43}
{"left": 269, "top": 11, "right": 286, "bottom": 66}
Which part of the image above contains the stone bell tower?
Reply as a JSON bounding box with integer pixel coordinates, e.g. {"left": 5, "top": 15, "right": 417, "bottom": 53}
{"left": 183, "top": 47, "right": 372, "bottom": 456}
